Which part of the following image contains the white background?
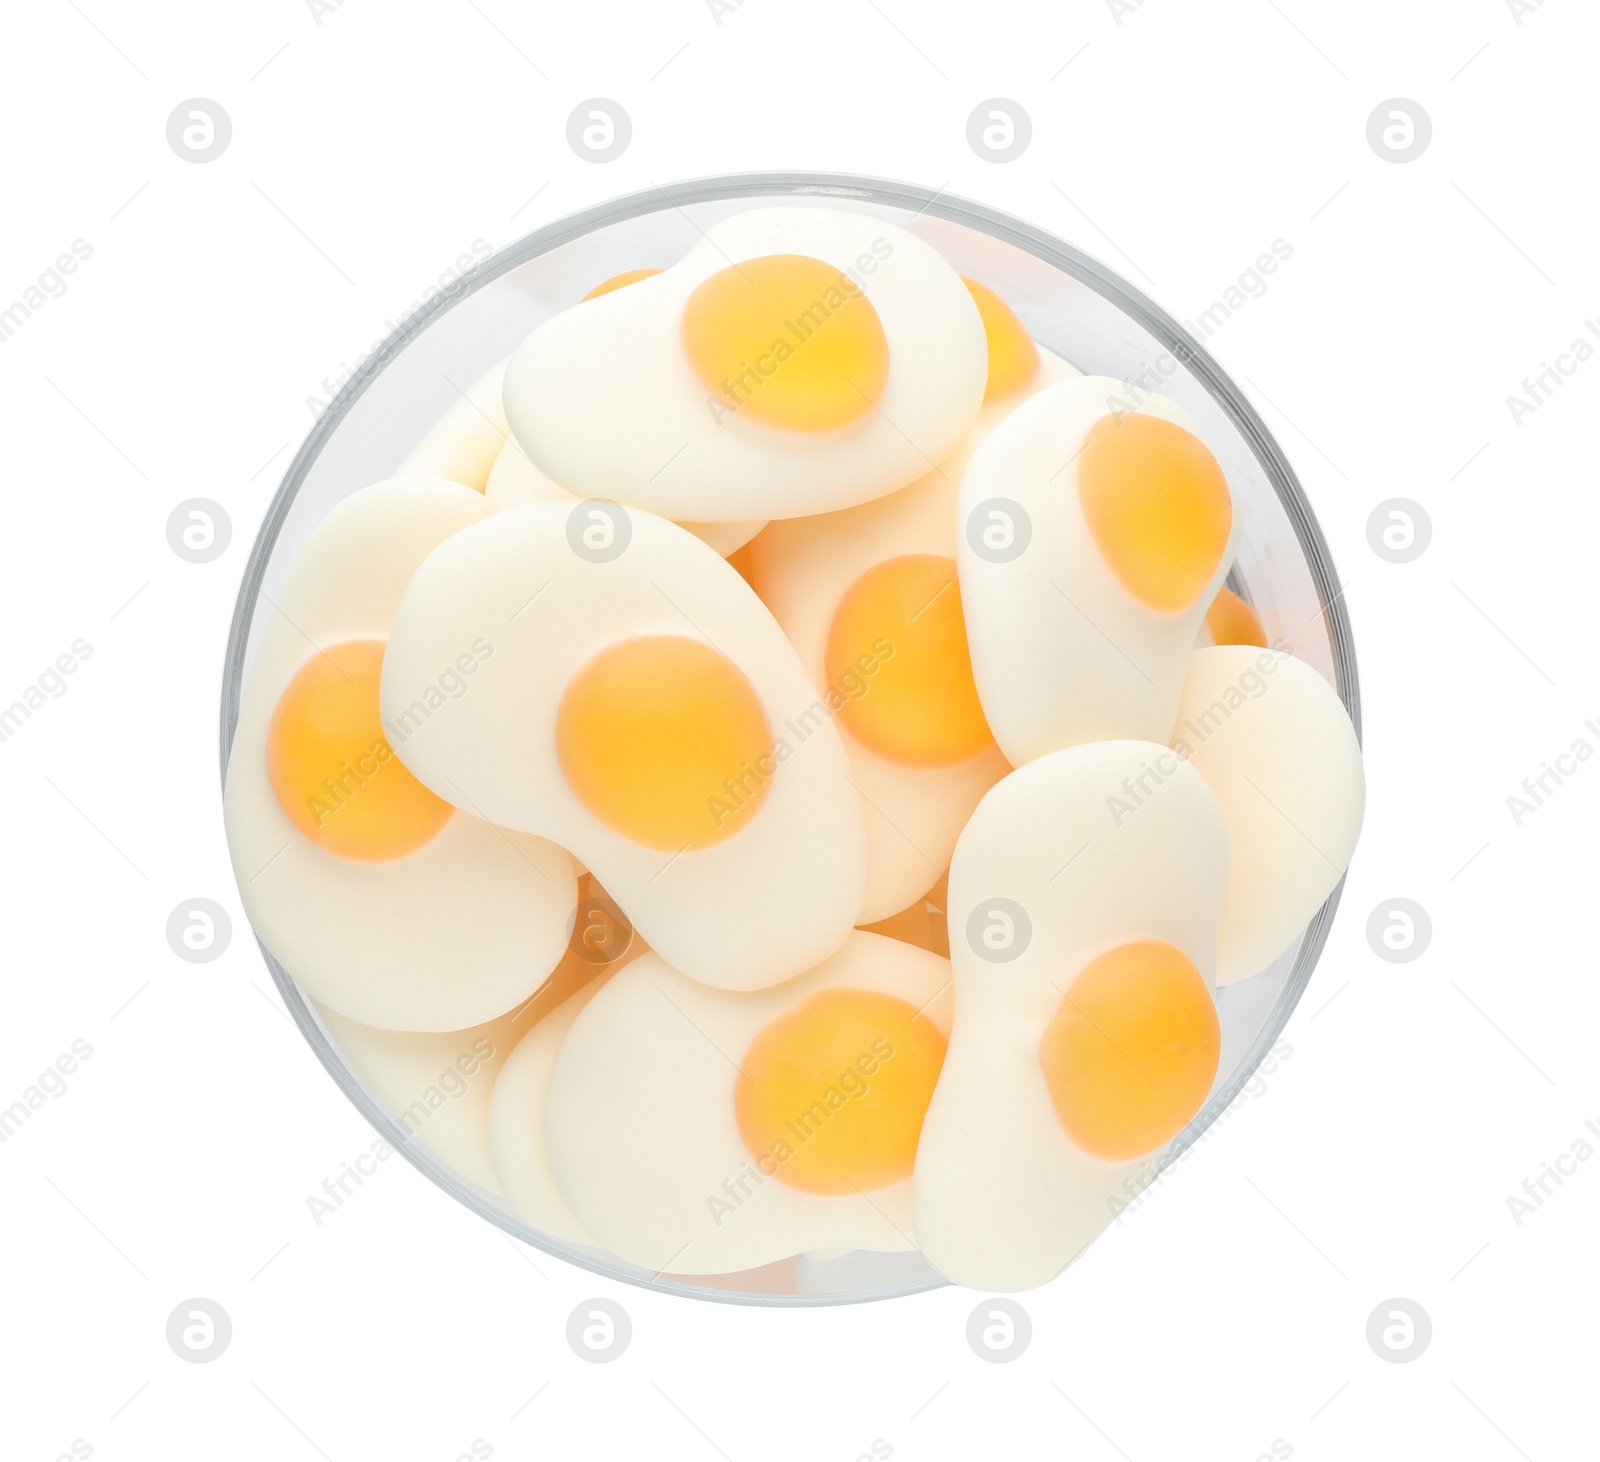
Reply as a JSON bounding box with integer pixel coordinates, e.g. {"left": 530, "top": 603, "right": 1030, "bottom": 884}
{"left": 2, "top": 1, "right": 1594, "bottom": 1458}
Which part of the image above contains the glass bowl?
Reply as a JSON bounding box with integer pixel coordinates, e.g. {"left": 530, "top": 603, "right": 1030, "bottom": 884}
{"left": 220, "top": 171, "right": 1359, "bottom": 1306}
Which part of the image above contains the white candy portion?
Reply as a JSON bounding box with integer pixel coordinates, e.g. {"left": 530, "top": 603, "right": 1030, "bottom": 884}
{"left": 487, "top": 981, "right": 608, "bottom": 1246}
{"left": 544, "top": 931, "right": 952, "bottom": 1275}
{"left": 957, "top": 378, "right": 1234, "bottom": 765}
{"left": 503, "top": 207, "right": 987, "bottom": 522}
{"left": 483, "top": 428, "right": 567, "bottom": 508}
{"left": 379, "top": 503, "right": 869, "bottom": 992}
{"left": 317, "top": 1001, "right": 538, "bottom": 1194}
{"left": 396, "top": 360, "right": 512, "bottom": 491}
{"left": 1171, "top": 647, "right": 1363, "bottom": 984}
{"left": 222, "top": 479, "right": 579, "bottom": 1032}
{"left": 484, "top": 434, "right": 764, "bottom": 556}
{"left": 744, "top": 348, "right": 1078, "bottom": 923}
{"left": 914, "top": 741, "right": 1230, "bottom": 1292}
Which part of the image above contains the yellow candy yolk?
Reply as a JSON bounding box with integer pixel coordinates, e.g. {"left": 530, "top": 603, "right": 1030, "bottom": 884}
{"left": 1039, "top": 939, "right": 1220, "bottom": 1162}
{"left": 825, "top": 554, "right": 994, "bottom": 767}
{"left": 681, "top": 254, "right": 890, "bottom": 431}
{"left": 555, "top": 635, "right": 773, "bottom": 852}
{"left": 736, "top": 988, "right": 947, "bottom": 1195}
{"left": 1204, "top": 585, "right": 1268, "bottom": 648}
{"left": 266, "top": 638, "right": 453, "bottom": 861}
{"left": 1077, "top": 413, "right": 1233, "bottom": 614}
{"left": 582, "top": 268, "right": 662, "bottom": 301}
{"left": 962, "top": 277, "right": 1039, "bottom": 403}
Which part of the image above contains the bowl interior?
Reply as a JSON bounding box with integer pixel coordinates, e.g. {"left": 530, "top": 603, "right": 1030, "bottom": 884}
{"left": 223, "top": 175, "right": 1355, "bottom": 1305}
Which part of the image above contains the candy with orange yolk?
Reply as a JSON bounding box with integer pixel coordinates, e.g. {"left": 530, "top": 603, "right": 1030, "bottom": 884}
{"left": 268, "top": 639, "right": 452, "bottom": 861}
{"left": 542, "top": 930, "right": 953, "bottom": 1274}
{"left": 1038, "top": 940, "right": 1220, "bottom": 1162}
{"left": 555, "top": 635, "right": 773, "bottom": 852}
{"left": 963, "top": 277, "right": 1039, "bottom": 403}
{"left": 502, "top": 206, "right": 987, "bottom": 521}
{"left": 682, "top": 254, "right": 891, "bottom": 432}
{"left": 379, "top": 501, "right": 869, "bottom": 993}
{"left": 914, "top": 738, "right": 1230, "bottom": 1292}
{"left": 735, "top": 987, "right": 947, "bottom": 1195}
{"left": 823, "top": 554, "right": 994, "bottom": 767}
{"left": 1202, "top": 585, "right": 1268, "bottom": 648}
{"left": 221, "top": 478, "right": 578, "bottom": 1033}
{"left": 1077, "top": 411, "right": 1232, "bottom": 614}
{"left": 956, "top": 377, "right": 1237, "bottom": 763}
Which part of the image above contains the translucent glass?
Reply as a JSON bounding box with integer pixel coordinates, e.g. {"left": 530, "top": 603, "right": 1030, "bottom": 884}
{"left": 220, "top": 173, "right": 1359, "bottom": 1305}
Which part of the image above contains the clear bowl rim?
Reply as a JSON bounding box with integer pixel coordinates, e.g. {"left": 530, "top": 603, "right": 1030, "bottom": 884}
{"left": 219, "top": 168, "right": 1360, "bottom": 1307}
